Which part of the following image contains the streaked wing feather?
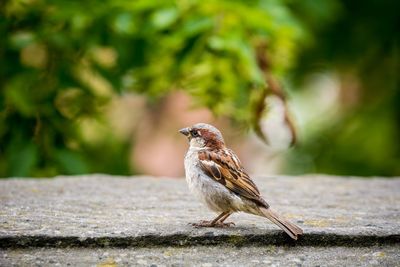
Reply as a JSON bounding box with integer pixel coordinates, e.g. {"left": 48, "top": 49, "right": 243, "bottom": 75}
{"left": 198, "top": 149, "right": 268, "bottom": 208}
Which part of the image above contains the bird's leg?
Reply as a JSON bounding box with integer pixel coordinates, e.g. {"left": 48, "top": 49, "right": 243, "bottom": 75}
{"left": 191, "top": 212, "right": 234, "bottom": 228}
{"left": 191, "top": 212, "right": 227, "bottom": 227}
{"left": 217, "top": 212, "right": 235, "bottom": 227}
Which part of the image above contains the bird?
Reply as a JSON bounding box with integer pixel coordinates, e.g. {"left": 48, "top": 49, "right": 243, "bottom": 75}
{"left": 179, "top": 123, "right": 303, "bottom": 240}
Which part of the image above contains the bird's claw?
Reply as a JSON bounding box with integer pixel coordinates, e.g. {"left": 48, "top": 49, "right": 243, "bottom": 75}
{"left": 218, "top": 221, "right": 235, "bottom": 227}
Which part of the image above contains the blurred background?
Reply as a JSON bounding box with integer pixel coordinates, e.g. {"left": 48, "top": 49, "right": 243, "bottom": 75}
{"left": 1, "top": 0, "right": 399, "bottom": 178}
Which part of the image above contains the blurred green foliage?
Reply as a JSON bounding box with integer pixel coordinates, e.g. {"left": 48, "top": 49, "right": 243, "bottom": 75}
{"left": 0, "top": 0, "right": 399, "bottom": 177}
{"left": 285, "top": 0, "right": 400, "bottom": 176}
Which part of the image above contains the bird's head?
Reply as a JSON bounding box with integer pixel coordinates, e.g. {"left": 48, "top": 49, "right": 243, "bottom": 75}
{"left": 179, "top": 123, "right": 225, "bottom": 149}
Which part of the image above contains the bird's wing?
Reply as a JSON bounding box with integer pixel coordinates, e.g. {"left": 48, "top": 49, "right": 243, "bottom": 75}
{"left": 198, "top": 149, "right": 269, "bottom": 208}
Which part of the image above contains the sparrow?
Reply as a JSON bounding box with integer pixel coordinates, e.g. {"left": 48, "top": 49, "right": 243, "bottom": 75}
{"left": 179, "top": 123, "right": 303, "bottom": 240}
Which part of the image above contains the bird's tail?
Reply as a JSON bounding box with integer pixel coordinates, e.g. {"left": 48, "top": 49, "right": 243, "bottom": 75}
{"left": 260, "top": 207, "right": 303, "bottom": 240}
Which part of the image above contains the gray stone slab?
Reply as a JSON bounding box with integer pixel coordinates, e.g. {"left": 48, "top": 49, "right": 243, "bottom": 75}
{"left": 1, "top": 246, "right": 399, "bottom": 266}
{"left": 0, "top": 175, "right": 399, "bottom": 247}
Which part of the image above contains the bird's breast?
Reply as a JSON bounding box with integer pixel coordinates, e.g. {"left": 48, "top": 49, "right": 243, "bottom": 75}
{"left": 183, "top": 148, "right": 244, "bottom": 213}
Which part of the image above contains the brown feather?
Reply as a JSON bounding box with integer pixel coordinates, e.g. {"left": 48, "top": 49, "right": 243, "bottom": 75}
{"left": 198, "top": 149, "right": 269, "bottom": 208}
{"left": 260, "top": 207, "right": 303, "bottom": 240}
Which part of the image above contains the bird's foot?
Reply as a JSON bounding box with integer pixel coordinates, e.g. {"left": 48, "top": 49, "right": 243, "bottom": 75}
{"left": 190, "top": 220, "right": 235, "bottom": 228}
{"left": 217, "top": 221, "right": 235, "bottom": 228}
{"left": 190, "top": 220, "right": 214, "bottom": 228}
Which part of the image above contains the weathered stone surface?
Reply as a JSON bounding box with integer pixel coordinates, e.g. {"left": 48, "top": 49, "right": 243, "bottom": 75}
{"left": 0, "top": 175, "right": 399, "bottom": 248}
{"left": 1, "top": 246, "right": 399, "bottom": 266}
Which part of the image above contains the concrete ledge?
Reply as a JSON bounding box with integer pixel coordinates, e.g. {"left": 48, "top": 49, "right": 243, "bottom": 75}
{"left": 1, "top": 175, "right": 399, "bottom": 248}
{"left": 2, "top": 246, "right": 399, "bottom": 266}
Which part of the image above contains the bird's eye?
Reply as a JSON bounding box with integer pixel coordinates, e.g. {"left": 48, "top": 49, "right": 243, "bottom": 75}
{"left": 191, "top": 130, "right": 200, "bottom": 137}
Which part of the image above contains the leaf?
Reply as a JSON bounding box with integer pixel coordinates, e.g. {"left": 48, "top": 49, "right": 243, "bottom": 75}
{"left": 151, "top": 8, "right": 179, "bottom": 29}
{"left": 9, "top": 142, "right": 38, "bottom": 177}
{"left": 112, "top": 13, "right": 136, "bottom": 35}
{"left": 5, "top": 74, "right": 37, "bottom": 117}
{"left": 55, "top": 149, "right": 89, "bottom": 175}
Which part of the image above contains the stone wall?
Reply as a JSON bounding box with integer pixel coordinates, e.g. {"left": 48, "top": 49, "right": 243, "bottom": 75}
{"left": 1, "top": 175, "right": 399, "bottom": 266}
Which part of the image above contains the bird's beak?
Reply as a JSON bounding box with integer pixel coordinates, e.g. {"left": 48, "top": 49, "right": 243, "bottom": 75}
{"left": 179, "top": 127, "right": 190, "bottom": 137}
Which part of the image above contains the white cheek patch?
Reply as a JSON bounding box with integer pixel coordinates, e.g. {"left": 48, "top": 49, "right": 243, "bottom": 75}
{"left": 190, "top": 137, "right": 205, "bottom": 148}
